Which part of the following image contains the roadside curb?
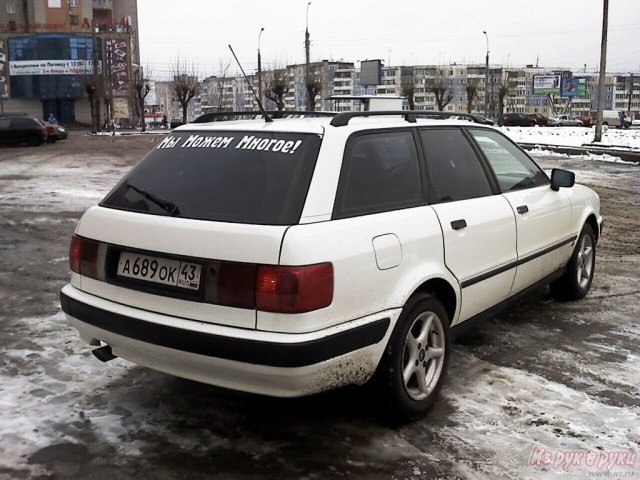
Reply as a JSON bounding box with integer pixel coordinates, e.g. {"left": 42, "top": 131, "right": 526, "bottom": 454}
{"left": 519, "top": 143, "right": 640, "bottom": 164}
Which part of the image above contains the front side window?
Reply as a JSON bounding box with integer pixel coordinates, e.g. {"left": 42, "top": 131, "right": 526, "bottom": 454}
{"left": 469, "top": 129, "right": 549, "bottom": 192}
{"left": 419, "top": 128, "right": 493, "bottom": 203}
{"left": 333, "top": 130, "right": 423, "bottom": 219}
{"left": 101, "top": 131, "right": 322, "bottom": 225}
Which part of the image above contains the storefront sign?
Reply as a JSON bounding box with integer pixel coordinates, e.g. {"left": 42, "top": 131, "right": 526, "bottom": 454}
{"left": 9, "top": 59, "right": 100, "bottom": 76}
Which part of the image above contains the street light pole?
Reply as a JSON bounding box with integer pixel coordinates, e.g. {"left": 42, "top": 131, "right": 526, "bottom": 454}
{"left": 594, "top": 0, "right": 608, "bottom": 143}
{"left": 305, "top": 1, "right": 311, "bottom": 111}
{"left": 258, "top": 27, "right": 264, "bottom": 108}
{"left": 483, "top": 30, "right": 489, "bottom": 118}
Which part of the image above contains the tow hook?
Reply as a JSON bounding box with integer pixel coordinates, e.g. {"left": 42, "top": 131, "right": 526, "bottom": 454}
{"left": 92, "top": 345, "right": 117, "bottom": 362}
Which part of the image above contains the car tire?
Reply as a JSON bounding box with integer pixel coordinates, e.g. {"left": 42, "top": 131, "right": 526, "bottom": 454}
{"left": 27, "top": 135, "right": 42, "bottom": 146}
{"left": 557, "top": 123, "right": 563, "bottom": 127}
{"left": 550, "top": 224, "right": 596, "bottom": 301}
{"left": 375, "top": 294, "right": 450, "bottom": 420}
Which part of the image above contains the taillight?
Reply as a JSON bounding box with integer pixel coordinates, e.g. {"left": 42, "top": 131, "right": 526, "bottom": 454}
{"left": 217, "top": 261, "right": 257, "bottom": 309}
{"left": 69, "top": 234, "right": 100, "bottom": 279}
{"left": 256, "top": 263, "right": 333, "bottom": 313}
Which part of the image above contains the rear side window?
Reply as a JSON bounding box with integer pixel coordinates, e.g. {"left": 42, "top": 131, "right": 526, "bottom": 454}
{"left": 101, "top": 131, "right": 322, "bottom": 225}
{"left": 333, "top": 130, "right": 423, "bottom": 219}
{"left": 11, "top": 117, "right": 37, "bottom": 128}
{"left": 419, "top": 128, "right": 493, "bottom": 203}
{"left": 468, "top": 128, "right": 549, "bottom": 192}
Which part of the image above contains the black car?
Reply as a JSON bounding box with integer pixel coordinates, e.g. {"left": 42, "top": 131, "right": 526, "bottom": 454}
{"left": 0, "top": 115, "right": 48, "bottom": 146}
{"left": 527, "top": 113, "right": 548, "bottom": 127}
{"left": 169, "top": 118, "right": 184, "bottom": 129}
{"left": 470, "top": 114, "right": 495, "bottom": 126}
{"left": 502, "top": 113, "right": 536, "bottom": 127}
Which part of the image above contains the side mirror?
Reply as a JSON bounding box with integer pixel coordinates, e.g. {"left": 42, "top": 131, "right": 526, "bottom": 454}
{"left": 550, "top": 168, "right": 575, "bottom": 191}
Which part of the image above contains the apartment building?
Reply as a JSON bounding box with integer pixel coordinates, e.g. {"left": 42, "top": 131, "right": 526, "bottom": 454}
{"left": 0, "top": 0, "right": 139, "bottom": 124}
{"left": 150, "top": 60, "right": 639, "bottom": 123}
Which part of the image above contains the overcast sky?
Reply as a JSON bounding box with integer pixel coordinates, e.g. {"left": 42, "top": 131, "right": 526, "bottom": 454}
{"left": 137, "top": 0, "right": 640, "bottom": 80}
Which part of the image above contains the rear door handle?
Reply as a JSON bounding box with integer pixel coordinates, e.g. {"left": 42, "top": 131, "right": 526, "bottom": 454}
{"left": 517, "top": 205, "right": 529, "bottom": 214}
{"left": 451, "top": 219, "right": 467, "bottom": 230}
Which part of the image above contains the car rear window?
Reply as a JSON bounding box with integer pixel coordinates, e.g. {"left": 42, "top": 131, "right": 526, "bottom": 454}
{"left": 101, "top": 130, "right": 322, "bottom": 225}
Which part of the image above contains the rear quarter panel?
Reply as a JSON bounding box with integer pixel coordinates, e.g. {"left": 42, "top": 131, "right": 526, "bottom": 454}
{"left": 258, "top": 206, "right": 460, "bottom": 334}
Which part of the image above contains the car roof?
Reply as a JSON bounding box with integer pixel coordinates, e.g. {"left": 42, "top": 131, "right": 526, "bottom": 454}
{"left": 176, "top": 113, "right": 494, "bottom": 135}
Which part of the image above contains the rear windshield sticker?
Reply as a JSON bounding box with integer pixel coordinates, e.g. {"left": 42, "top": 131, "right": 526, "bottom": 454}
{"left": 156, "top": 134, "right": 302, "bottom": 154}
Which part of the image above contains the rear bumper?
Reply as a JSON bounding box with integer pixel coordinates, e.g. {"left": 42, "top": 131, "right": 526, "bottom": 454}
{"left": 60, "top": 285, "right": 394, "bottom": 397}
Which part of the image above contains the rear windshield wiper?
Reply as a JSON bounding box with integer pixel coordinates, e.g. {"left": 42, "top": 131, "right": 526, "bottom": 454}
{"left": 126, "top": 182, "right": 181, "bottom": 216}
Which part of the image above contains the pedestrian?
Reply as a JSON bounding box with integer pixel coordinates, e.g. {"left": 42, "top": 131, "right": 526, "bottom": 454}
{"left": 47, "top": 113, "right": 57, "bottom": 124}
{"left": 161, "top": 114, "right": 168, "bottom": 129}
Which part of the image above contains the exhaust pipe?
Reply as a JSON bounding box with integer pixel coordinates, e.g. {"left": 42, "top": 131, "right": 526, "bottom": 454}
{"left": 92, "top": 345, "right": 117, "bottom": 362}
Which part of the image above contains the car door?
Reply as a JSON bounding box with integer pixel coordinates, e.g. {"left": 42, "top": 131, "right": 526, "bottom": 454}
{"left": 419, "top": 128, "right": 517, "bottom": 323}
{"left": 467, "top": 128, "right": 574, "bottom": 295}
{"left": 0, "top": 117, "right": 14, "bottom": 143}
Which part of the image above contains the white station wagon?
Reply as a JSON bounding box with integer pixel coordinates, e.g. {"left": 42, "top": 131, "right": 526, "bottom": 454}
{"left": 61, "top": 111, "right": 603, "bottom": 418}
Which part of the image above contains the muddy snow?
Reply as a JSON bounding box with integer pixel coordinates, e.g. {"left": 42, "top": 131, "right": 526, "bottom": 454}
{"left": 1, "top": 132, "right": 638, "bottom": 479}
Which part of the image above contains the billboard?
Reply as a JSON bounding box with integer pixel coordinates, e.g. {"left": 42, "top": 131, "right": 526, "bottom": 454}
{"left": 104, "top": 38, "right": 129, "bottom": 97}
{"left": 360, "top": 60, "right": 382, "bottom": 87}
{"left": 533, "top": 74, "right": 561, "bottom": 94}
{"left": 561, "top": 77, "right": 587, "bottom": 97}
{"left": 0, "top": 39, "right": 8, "bottom": 98}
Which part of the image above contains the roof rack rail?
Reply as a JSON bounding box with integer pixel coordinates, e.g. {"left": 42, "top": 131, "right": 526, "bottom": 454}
{"left": 193, "top": 110, "right": 337, "bottom": 124}
{"left": 329, "top": 110, "right": 483, "bottom": 127}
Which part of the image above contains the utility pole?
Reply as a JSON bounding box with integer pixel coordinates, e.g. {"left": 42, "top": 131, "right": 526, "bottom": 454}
{"left": 628, "top": 73, "right": 634, "bottom": 115}
{"left": 305, "top": 1, "right": 311, "bottom": 111}
{"left": 483, "top": 31, "right": 489, "bottom": 118}
{"left": 91, "top": 18, "right": 101, "bottom": 133}
{"left": 594, "top": 0, "right": 608, "bottom": 143}
{"left": 257, "top": 27, "right": 264, "bottom": 109}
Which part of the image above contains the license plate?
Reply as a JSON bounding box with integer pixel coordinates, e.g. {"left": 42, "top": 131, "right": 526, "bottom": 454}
{"left": 117, "top": 252, "right": 201, "bottom": 291}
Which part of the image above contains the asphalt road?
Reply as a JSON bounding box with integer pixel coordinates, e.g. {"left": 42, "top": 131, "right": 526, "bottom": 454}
{"left": 1, "top": 134, "right": 638, "bottom": 480}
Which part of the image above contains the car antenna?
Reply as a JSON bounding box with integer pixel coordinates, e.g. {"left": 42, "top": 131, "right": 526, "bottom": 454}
{"left": 228, "top": 44, "right": 273, "bottom": 123}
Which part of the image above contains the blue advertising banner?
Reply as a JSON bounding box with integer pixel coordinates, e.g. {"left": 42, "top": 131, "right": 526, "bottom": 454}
{"left": 561, "top": 77, "right": 587, "bottom": 97}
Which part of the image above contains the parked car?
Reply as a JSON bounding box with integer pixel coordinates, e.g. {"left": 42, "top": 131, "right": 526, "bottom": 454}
{"left": 170, "top": 118, "right": 184, "bottom": 129}
{"left": 576, "top": 115, "right": 592, "bottom": 127}
{"left": 547, "top": 115, "right": 583, "bottom": 127}
{"left": 46, "top": 123, "right": 68, "bottom": 142}
{"left": 0, "top": 115, "right": 48, "bottom": 146}
{"left": 526, "top": 113, "right": 548, "bottom": 126}
{"left": 470, "top": 114, "right": 495, "bottom": 126}
{"left": 61, "top": 111, "right": 603, "bottom": 418}
{"left": 502, "top": 113, "right": 536, "bottom": 126}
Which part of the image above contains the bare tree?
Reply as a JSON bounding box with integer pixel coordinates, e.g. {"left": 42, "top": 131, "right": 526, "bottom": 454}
{"left": 265, "top": 70, "right": 288, "bottom": 111}
{"left": 132, "top": 67, "right": 152, "bottom": 132}
{"left": 305, "top": 66, "right": 322, "bottom": 112}
{"left": 171, "top": 59, "right": 200, "bottom": 124}
{"left": 497, "top": 84, "right": 509, "bottom": 126}
{"left": 214, "top": 61, "right": 231, "bottom": 111}
{"left": 464, "top": 79, "right": 479, "bottom": 113}
{"left": 401, "top": 71, "right": 415, "bottom": 110}
{"left": 85, "top": 81, "right": 98, "bottom": 133}
{"left": 430, "top": 78, "right": 453, "bottom": 112}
